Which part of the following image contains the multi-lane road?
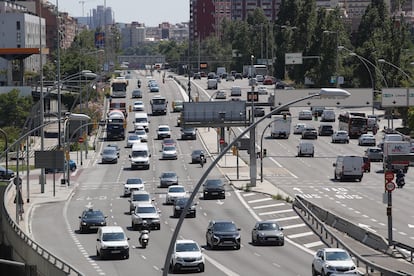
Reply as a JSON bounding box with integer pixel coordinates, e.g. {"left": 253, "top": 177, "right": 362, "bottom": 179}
{"left": 29, "top": 71, "right": 412, "bottom": 275}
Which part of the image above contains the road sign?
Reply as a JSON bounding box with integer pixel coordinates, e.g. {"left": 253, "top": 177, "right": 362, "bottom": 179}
{"left": 385, "top": 181, "right": 396, "bottom": 192}
{"left": 219, "top": 138, "right": 225, "bottom": 145}
{"left": 385, "top": 171, "right": 394, "bottom": 182}
{"left": 78, "top": 137, "right": 84, "bottom": 143}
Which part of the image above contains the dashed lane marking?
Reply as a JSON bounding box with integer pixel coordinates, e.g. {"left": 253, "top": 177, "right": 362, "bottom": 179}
{"left": 253, "top": 203, "right": 286, "bottom": 209}
{"left": 282, "top": 223, "right": 307, "bottom": 230}
{"left": 304, "top": 241, "right": 325, "bottom": 248}
{"left": 259, "top": 209, "right": 293, "bottom": 216}
{"left": 271, "top": 216, "right": 300, "bottom": 222}
{"left": 247, "top": 197, "right": 272, "bottom": 204}
{"left": 288, "top": 232, "right": 315, "bottom": 239}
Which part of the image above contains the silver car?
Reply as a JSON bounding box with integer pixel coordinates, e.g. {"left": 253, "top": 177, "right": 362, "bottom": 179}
{"left": 251, "top": 220, "right": 284, "bottom": 246}
{"left": 159, "top": 172, "right": 179, "bottom": 188}
{"left": 365, "top": 147, "right": 383, "bottom": 162}
{"left": 101, "top": 147, "right": 118, "bottom": 164}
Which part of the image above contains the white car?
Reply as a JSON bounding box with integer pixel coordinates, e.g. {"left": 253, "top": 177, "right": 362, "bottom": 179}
{"left": 157, "top": 125, "right": 171, "bottom": 140}
{"left": 133, "top": 101, "right": 145, "bottom": 111}
{"left": 293, "top": 123, "right": 307, "bottom": 134}
{"left": 312, "top": 248, "right": 358, "bottom": 275}
{"left": 162, "top": 145, "right": 178, "bottom": 160}
{"left": 165, "top": 185, "right": 187, "bottom": 205}
{"left": 358, "top": 133, "right": 376, "bottom": 146}
{"left": 124, "top": 178, "right": 145, "bottom": 196}
{"left": 96, "top": 226, "right": 129, "bottom": 259}
{"left": 170, "top": 240, "right": 205, "bottom": 273}
{"left": 257, "top": 85, "right": 268, "bottom": 95}
{"left": 131, "top": 203, "right": 161, "bottom": 230}
{"left": 332, "top": 130, "right": 350, "bottom": 143}
{"left": 135, "top": 127, "right": 148, "bottom": 142}
{"left": 126, "top": 134, "right": 141, "bottom": 148}
{"left": 298, "top": 110, "right": 313, "bottom": 120}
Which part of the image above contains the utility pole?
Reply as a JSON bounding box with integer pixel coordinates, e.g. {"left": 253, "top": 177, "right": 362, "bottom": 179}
{"left": 249, "top": 55, "right": 257, "bottom": 187}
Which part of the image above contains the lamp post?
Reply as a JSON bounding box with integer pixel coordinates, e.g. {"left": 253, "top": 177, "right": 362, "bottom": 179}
{"left": 249, "top": 55, "right": 257, "bottom": 188}
{"left": 323, "top": 30, "right": 339, "bottom": 87}
{"left": 161, "top": 88, "right": 351, "bottom": 276}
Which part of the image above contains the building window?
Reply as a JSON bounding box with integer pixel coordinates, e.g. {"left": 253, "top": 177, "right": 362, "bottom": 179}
{"left": 16, "top": 21, "right": 20, "bottom": 30}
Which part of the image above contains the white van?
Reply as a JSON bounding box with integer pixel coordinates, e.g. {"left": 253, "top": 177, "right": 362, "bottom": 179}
{"left": 207, "top": 79, "right": 218, "bottom": 89}
{"left": 230, "top": 86, "right": 242, "bottom": 96}
{"left": 297, "top": 141, "right": 314, "bottom": 157}
{"left": 96, "top": 226, "right": 129, "bottom": 259}
{"left": 321, "top": 109, "right": 335, "bottom": 122}
{"left": 333, "top": 156, "right": 364, "bottom": 181}
{"left": 129, "top": 143, "right": 151, "bottom": 170}
{"left": 134, "top": 113, "right": 149, "bottom": 132}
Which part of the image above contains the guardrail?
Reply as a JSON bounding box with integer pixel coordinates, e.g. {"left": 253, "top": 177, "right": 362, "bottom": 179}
{"left": 293, "top": 195, "right": 410, "bottom": 276}
{"left": 1, "top": 174, "right": 83, "bottom": 276}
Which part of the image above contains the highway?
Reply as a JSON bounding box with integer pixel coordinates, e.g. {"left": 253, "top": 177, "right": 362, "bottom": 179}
{"left": 28, "top": 70, "right": 412, "bottom": 275}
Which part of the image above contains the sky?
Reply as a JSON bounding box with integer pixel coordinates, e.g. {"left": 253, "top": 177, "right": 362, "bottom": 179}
{"left": 58, "top": 0, "right": 190, "bottom": 26}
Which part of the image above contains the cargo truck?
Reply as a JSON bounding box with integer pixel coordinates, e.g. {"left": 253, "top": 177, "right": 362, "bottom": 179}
{"left": 150, "top": 95, "right": 168, "bottom": 115}
{"left": 270, "top": 114, "right": 291, "bottom": 138}
{"left": 383, "top": 141, "right": 411, "bottom": 172}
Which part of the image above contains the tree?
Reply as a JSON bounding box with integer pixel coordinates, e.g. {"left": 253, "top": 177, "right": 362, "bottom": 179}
{"left": 0, "top": 89, "right": 32, "bottom": 128}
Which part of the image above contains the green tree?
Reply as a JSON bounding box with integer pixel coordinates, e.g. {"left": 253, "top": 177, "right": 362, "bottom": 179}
{"left": 0, "top": 89, "right": 32, "bottom": 128}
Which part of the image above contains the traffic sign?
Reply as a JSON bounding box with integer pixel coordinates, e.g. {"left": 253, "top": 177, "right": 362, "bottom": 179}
{"left": 78, "top": 137, "right": 84, "bottom": 143}
{"left": 385, "top": 181, "right": 396, "bottom": 192}
{"left": 385, "top": 171, "right": 394, "bottom": 182}
{"left": 219, "top": 138, "right": 225, "bottom": 145}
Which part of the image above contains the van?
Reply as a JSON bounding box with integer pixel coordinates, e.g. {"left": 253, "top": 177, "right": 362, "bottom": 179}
{"left": 129, "top": 143, "right": 151, "bottom": 170}
{"left": 321, "top": 109, "right": 335, "bottom": 122}
{"left": 134, "top": 113, "right": 149, "bottom": 132}
{"left": 207, "top": 79, "right": 218, "bottom": 89}
{"left": 96, "top": 226, "right": 129, "bottom": 259}
{"left": 333, "top": 156, "right": 364, "bottom": 181}
{"left": 297, "top": 141, "right": 314, "bottom": 157}
{"left": 230, "top": 86, "right": 242, "bottom": 97}
{"left": 318, "top": 124, "right": 334, "bottom": 136}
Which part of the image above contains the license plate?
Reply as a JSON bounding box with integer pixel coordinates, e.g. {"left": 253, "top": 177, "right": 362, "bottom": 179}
{"left": 212, "top": 192, "right": 218, "bottom": 195}
{"left": 111, "top": 250, "right": 120, "bottom": 253}
{"left": 268, "top": 238, "right": 277, "bottom": 241}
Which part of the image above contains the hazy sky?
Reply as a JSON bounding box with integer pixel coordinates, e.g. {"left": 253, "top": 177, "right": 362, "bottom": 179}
{"left": 58, "top": 0, "right": 190, "bottom": 26}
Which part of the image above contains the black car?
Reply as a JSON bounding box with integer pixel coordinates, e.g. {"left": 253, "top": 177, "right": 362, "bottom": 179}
{"left": 206, "top": 220, "right": 241, "bottom": 250}
{"left": 173, "top": 197, "right": 197, "bottom": 218}
{"left": 254, "top": 107, "right": 265, "bottom": 117}
{"left": 234, "top": 73, "right": 243, "bottom": 79}
{"left": 311, "top": 106, "right": 325, "bottom": 117}
{"left": 302, "top": 127, "right": 318, "bottom": 139}
{"left": 0, "top": 165, "right": 15, "bottom": 180}
{"left": 181, "top": 127, "right": 196, "bottom": 140}
{"left": 78, "top": 208, "right": 107, "bottom": 233}
{"left": 203, "top": 179, "right": 225, "bottom": 199}
{"left": 318, "top": 125, "right": 334, "bottom": 136}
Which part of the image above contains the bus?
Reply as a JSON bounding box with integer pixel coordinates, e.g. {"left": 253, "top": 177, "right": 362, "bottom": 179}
{"left": 254, "top": 64, "right": 268, "bottom": 76}
{"left": 338, "top": 112, "right": 368, "bottom": 138}
{"left": 111, "top": 77, "right": 128, "bottom": 98}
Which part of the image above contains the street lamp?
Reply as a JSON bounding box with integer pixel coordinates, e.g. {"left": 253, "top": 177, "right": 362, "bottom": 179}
{"left": 161, "top": 88, "right": 351, "bottom": 276}
{"left": 378, "top": 58, "right": 414, "bottom": 84}
{"left": 249, "top": 55, "right": 257, "bottom": 188}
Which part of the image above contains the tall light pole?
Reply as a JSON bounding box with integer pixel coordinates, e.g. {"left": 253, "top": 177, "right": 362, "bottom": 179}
{"left": 249, "top": 54, "right": 257, "bottom": 187}
{"left": 161, "top": 88, "right": 351, "bottom": 276}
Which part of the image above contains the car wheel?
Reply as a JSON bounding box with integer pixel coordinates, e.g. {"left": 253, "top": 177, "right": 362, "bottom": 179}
{"left": 251, "top": 234, "right": 257, "bottom": 245}
{"left": 96, "top": 249, "right": 100, "bottom": 257}
{"left": 279, "top": 241, "right": 284, "bottom": 246}
{"left": 192, "top": 213, "right": 196, "bottom": 218}
{"left": 235, "top": 244, "right": 241, "bottom": 250}
{"left": 125, "top": 253, "right": 129, "bottom": 259}
{"left": 321, "top": 270, "right": 327, "bottom": 276}
{"left": 198, "top": 263, "right": 205, "bottom": 272}
{"left": 312, "top": 265, "right": 318, "bottom": 276}
{"left": 206, "top": 238, "right": 210, "bottom": 248}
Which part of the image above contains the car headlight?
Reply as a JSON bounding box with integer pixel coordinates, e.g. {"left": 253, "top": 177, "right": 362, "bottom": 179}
{"left": 176, "top": 257, "right": 184, "bottom": 262}
{"left": 81, "top": 222, "right": 87, "bottom": 225}
{"left": 123, "top": 245, "right": 129, "bottom": 249}
{"left": 259, "top": 232, "right": 265, "bottom": 237}
{"left": 325, "top": 264, "right": 334, "bottom": 270}
{"left": 235, "top": 234, "right": 241, "bottom": 240}
{"left": 153, "top": 219, "right": 160, "bottom": 223}
{"left": 175, "top": 206, "right": 181, "bottom": 210}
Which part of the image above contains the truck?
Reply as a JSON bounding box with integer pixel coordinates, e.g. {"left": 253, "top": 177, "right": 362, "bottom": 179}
{"left": 150, "top": 95, "right": 168, "bottom": 115}
{"left": 111, "top": 77, "right": 128, "bottom": 98}
{"left": 110, "top": 102, "right": 127, "bottom": 117}
{"left": 216, "top": 67, "right": 226, "bottom": 77}
{"left": 106, "top": 110, "right": 125, "bottom": 140}
{"left": 270, "top": 114, "right": 291, "bottom": 138}
{"left": 383, "top": 141, "right": 411, "bottom": 172}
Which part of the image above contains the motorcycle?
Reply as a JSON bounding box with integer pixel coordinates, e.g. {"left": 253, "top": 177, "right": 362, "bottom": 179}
{"left": 396, "top": 176, "right": 405, "bottom": 188}
{"left": 139, "top": 220, "right": 150, "bottom": 248}
{"left": 200, "top": 155, "right": 205, "bottom": 168}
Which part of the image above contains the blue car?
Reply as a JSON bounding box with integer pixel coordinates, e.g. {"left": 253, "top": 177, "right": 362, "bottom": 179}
{"left": 45, "top": 160, "right": 77, "bottom": 174}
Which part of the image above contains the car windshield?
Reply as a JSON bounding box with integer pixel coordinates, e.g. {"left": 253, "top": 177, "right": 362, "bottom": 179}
{"left": 136, "top": 130, "right": 146, "bottom": 135}
{"left": 162, "top": 173, "right": 176, "bottom": 178}
{"left": 83, "top": 211, "right": 104, "bottom": 219}
{"left": 205, "top": 180, "right": 223, "bottom": 187}
{"left": 135, "top": 118, "right": 147, "bottom": 123}
{"left": 370, "top": 149, "right": 381, "bottom": 153}
{"left": 132, "top": 194, "right": 149, "bottom": 201}
{"left": 213, "top": 222, "right": 237, "bottom": 232}
{"left": 129, "top": 135, "right": 139, "bottom": 140}
{"left": 193, "top": 150, "right": 203, "bottom": 155}
{"left": 136, "top": 206, "right": 156, "bottom": 213}
{"left": 102, "top": 232, "right": 125, "bottom": 241}
{"left": 127, "top": 178, "right": 143, "bottom": 184}
{"left": 176, "top": 242, "right": 200, "bottom": 252}
{"left": 103, "top": 148, "right": 116, "bottom": 155}
{"left": 175, "top": 198, "right": 189, "bottom": 205}
{"left": 131, "top": 151, "right": 148, "bottom": 157}
{"left": 325, "top": 251, "right": 351, "bottom": 261}
{"left": 164, "top": 146, "right": 176, "bottom": 151}
{"left": 169, "top": 187, "right": 185, "bottom": 193}
{"left": 257, "top": 222, "right": 280, "bottom": 231}
{"left": 159, "top": 127, "right": 170, "bottom": 132}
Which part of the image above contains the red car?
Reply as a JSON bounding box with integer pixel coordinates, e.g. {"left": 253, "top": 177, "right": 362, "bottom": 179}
{"left": 263, "top": 76, "right": 274, "bottom": 85}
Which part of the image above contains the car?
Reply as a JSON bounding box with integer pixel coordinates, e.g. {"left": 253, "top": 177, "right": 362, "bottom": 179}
{"left": 248, "top": 77, "right": 257, "bottom": 86}
{"left": 298, "top": 110, "right": 313, "bottom": 120}
{"left": 301, "top": 126, "right": 318, "bottom": 139}
{"left": 332, "top": 130, "right": 350, "bottom": 144}
{"left": 254, "top": 107, "right": 265, "bottom": 117}
{"left": 162, "top": 145, "right": 178, "bottom": 160}
{"left": 226, "top": 75, "right": 235, "bottom": 81}
{"left": 206, "top": 220, "right": 241, "bottom": 250}
{"left": 173, "top": 197, "right": 197, "bottom": 218}
{"left": 312, "top": 248, "right": 358, "bottom": 276}
{"left": 172, "top": 100, "right": 183, "bottom": 112}
{"left": 365, "top": 147, "right": 383, "bottom": 162}
{"left": 78, "top": 206, "right": 107, "bottom": 233}
{"left": 106, "top": 144, "right": 120, "bottom": 157}
{"left": 193, "top": 72, "right": 201, "bottom": 79}
{"left": 162, "top": 138, "right": 176, "bottom": 148}
{"left": 135, "top": 127, "right": 148, "bottom": 142}
{"left": 318, "top": 124, "right": 334, "bottom": 136}
{"left": 358, "top": 133, "right": 376, "bottom": 146}
{"left": 263, "top": 76, "right": 274, "bottom": 85}
{"left": 101, "top": 147, "right": 118, "bottom": 164}
{"left": 133, "top": 100, "right": 145, "bottom": 111}
{"left": 275, "top": 81, "right": 289, "bottom": 89}
{"left": 159, "top": 171, "right": 179, "bottom": 188}
{"left": 131, "top": 89, "right": 142, "bottom": 98}
{"left": 257, "top": 85, "right": 268, "bottom": 95}
{"left": 149, "top": 84, "right": 159, "bottom": 92}
{"left": 234, "top": 73, "right": 243, "bottom": 79}
{"left": 251, "top": 220, "right": 284, "bottom": 246}
{"left": 45, "top": 160, "right": 77, "bottom": 174}
{"left": 215, "top": 90, "right": 227, "bottom": 99}
{"left": 128, "top": 190, "right": 153, "bottom": 213}
{"left": 165, "top": 185, "right": 187, "bottom": 205}
{"left": 203, "top": 179, "right": 225, "bottom": 199}
{"left": 170, "top": 240, "right": 205, "bottom": 273}
{"left": 126, "top": 134, "right": 141, "bottom": 148}
{"left": 256, "top": 74, "right": 264, "bottom": 82}
{"left": 293, "top": 123, "right": 307, "bottom": 135}
{"left": 157, "top": 125, "right": 171, "bottom": 139}
{"left": 311, "top": 106, "right": 325, "bottom": 117}
{"left": 191, "top": 149, "right": 207, "bottom": 164}
{"left": 124, "top": 178, "right": 145, "bottom": 197}
{"left": 181, "top": 127, "right": 196, "bottom": 140}
{"left": 96, "top": 226, "right": 129, "bottom": 259}
{"left": 131, "top": 203, "right": 161, "bottom": 230}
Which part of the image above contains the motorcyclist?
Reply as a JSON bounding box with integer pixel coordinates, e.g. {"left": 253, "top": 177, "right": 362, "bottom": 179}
{"left": 139, "top": 220, "right": 150, "bottom": 248}
{"left": 396, "top": 169, "right": 405, "bottom": 188}
{"left": 199, "top": 152, "right": 205, "bottom": 167}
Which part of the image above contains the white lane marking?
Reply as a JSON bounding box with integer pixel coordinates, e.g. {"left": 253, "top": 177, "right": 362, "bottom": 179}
{"left": 247, "top": 197, "right": 272, "bottom": 204}
{"left": 203, "top": 254, "right": 240, "bottom": 276}
{"left": 304, "top": 241, "right": 324, "bottom": 248}
{"left": 288, "top": 232, "right": 315, "bottom": 239}
{"left": 253, "top": 203, "right": 286, "bottom": 209}
{"left": 270, "top": 216, "right": 300, "bottom": 222}
{"left": 243, "top": 193, "right": 256, "bottom": 197}
{"left": 259, "top": 209, "right": 293, "bottom": 216}
{"left": 282, "top": 223, "right": 307, "bottom": 229}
